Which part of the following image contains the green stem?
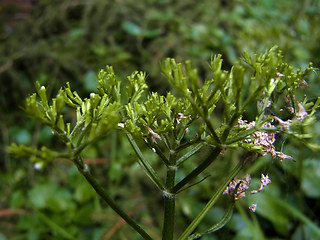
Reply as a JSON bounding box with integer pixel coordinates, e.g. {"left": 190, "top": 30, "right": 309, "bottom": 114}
{"left": 149, "top": 142, "right": 171, "bottom": 167}
{"left": 172, "top": 146, "right": 222, "bottom": 194}
{"left": 188, "top": 201, "right": 234, "bottom": 239}
{"left": 221, "top": 112, "right": 241, "bottom": 143}
{"left": 176, "top": 89, "right": 220, "bottom": 145}
{"left": 73, "top": 156, "right": 153, "bottom": 240}
{"left": 127, "top": 133, "right": 165, "bottom": 191}
{"left": 162, "top": 166, "right": 176, "bottom": 240}
{"left": 178, "top": 161, "right": 244, "bottom": 240}
{"left": 176, "top": 143, "right": 203, "bottom": 166}
{"left": 190, "top": 99, "right": 221, "bottom": 144}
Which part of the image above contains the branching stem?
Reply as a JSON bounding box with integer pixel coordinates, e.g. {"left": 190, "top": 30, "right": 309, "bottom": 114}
{"left": 172, "top": 146, "right": 222, "bottom": 194}
{"left": 73, "top": 156, "right": 153, "bottom": 240}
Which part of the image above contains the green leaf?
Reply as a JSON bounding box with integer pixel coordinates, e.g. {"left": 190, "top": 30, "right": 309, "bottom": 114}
{"left": 301, "top": 159, "right": 320, "bottom": 198}
{"left": 84, "top": 70, "right": 98, "bottom": 92}
{"left": 74, "top": 181, "right": 96, "bottom": 203}
{"left": 249, "top": 191, "right": 290, "bottom": 236}
{"left": 36, "top": 211, "right": 77, "bottom": 240}
{"left": 10, "top": 190, "right": 26, "bottom": 208}
{"left": 9, "top": 127, "right": 31, "bottom": 144}
{"left": 122, "top": 21, "right": 142, "bottom": 36}
{"left": 188, "top": 202, "right": 234, "bottom": 239}
{"left": 178, "top": 162, "right": 244, "bottom": 240}
{"left": 28, "top": 183, "right": 75, "bottom": 212}
{"left": 265, "top": 192, "right": 320, "bottom": 237}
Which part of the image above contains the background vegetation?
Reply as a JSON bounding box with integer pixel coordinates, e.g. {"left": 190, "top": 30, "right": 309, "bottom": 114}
{"left": 1, "top": 0, "right": 320, "bottom": 239}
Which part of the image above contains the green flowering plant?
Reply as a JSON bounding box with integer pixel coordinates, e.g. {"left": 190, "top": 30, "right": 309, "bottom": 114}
{"left": 8, "top": 46, "right": 319, "bottom": 240}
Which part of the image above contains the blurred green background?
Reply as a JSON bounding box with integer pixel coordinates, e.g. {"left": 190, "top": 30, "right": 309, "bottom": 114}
{"left": 1, "top": 0, "right": 320, "bottom": 239}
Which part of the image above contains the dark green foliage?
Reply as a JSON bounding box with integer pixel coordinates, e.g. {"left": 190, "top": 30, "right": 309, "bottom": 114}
{"left": 1, "top": 0, "right": 320, "bottom": 239}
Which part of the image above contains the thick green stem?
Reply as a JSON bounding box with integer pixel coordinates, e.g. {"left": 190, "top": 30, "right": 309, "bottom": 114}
{"left": 73, "top": 157, "right": 152, "bottom": 240}
{"left": 162, "top": 148, "right": 178, "bottom": 240}
{"left": 162, "top": 166, "right": 176, "bottom": 240}
{"left": 172, "top": 146, "right": 222, "bottom": 194}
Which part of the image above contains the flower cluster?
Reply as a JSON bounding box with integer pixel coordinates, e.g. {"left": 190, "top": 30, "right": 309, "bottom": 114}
{"left": 223, "top": 174, "right": 251, "bottom": 201}
{"left": 237, "top": 118, "right": 294, "bottom": 162}
{"left": 250, "top": 173, "right": 271, "bottom": 194}
{"left": 224, "top": 173, "right": 272, "bottom": 212}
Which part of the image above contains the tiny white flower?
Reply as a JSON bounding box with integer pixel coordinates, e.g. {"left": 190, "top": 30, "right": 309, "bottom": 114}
{"left": 249, "top": 204, "right": 257, "bottom": 212}
{"left": 34, "top": 162, "right": 43, "bottom": 170}
{"left": 276, "top": 72, "right": 285, "bottom": 77}
{"left": 296, "top": 102, "right": 308, "bottom": 121}
{"left": 117, "top": 123, "right": 125, "bottom": 128}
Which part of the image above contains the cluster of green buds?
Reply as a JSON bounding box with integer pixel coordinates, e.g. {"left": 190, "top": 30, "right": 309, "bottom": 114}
{"left": 8, "top": 46, "right": 319, "bottom": 240}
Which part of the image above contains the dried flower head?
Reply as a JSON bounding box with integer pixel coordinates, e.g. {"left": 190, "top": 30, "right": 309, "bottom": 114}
{"left": 146, "top": 125, "right": 162, "bottom": 143}
{"left": 296, "top": 102, "right": 309, "bottom": 121}
{"left": 251, "top": 173, "right": 271, "bottom": 194}
{"left": 273, "top": 116, "right": 291, "bottom": 130}
{"left": 237, "top": 118, "right": 293, "bottom": 161}
{"left": 299, "top": 80, "right": 309, "bottom": 87}
{"left": 176, "top": 113, "right": 191, "bottom": 124}
{"left": 287, "top": 106, "right": 295, "bottom": 114}
{"left": 239, "top": 120, "right": 276, "bottom": 158}
{"left": 249, "top": 204, "right": 257, "bottom": 212}
{"left": 276, "top": 151, "right": 295, "bottom": 162}
{"left": 224, "top": 174, "right": 251, "bottom": 201}
{"left": 252, "top": 122, "right": 276, "bottom": 158}
{"left": 276, "top": 72, "right": 285, "bottom": 78}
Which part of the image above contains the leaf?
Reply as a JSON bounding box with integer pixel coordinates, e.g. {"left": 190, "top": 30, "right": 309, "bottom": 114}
{"left": 74, "top": 181, "right": 96, "bottom": 203}
{"left": 84, "top": 70, "right": 98, "bottom": 92}
{"left": 36, "top": 211, "right": 77, "bottom": 240}
{"left": 28, "top": 183, "right": 75, "bottom": 212}
{"left": 188, "top": 202, "right": 234, "bottom": 239}
{"left": 249, "top": 191, "right": 290, "bottom": 236}
{"left": 301, "top": 159, "right": 320, "bottom": 198}
{"left": 268, "top": 193, "right": 320, "bottom": 237}
{"left": 9, "top": 127, "right": 31, "bottom": 144}
{"left": 122, "top": 21, "right": 141, "bottom": 36}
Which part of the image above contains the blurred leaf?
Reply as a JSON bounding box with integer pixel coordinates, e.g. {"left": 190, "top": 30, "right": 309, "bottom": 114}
{"left": 36, "top": 211, "right": 77, "bottom": 240}
{"left": 292, "top": 224, "right": 320, "bottom": 240}
{"left": 17, "top": 214, "right": 45, "bottom": 239}
{"left": 301, "top": 159, "right": 320, "bottom": 198}
{"left": 38, "top": 125, "right": 53, "bottom": 142}
{"left": 84, "top": 71, "right": 98, "bottom": 92}
{"left": 122, "top": 21, "right": 141, "bottom": 36}
{"left": 144, "top": 29, "right": 162, "bottom": 38}
{"left": 73, "top": 205, "right": 95, "bottom": 225}
{"left": 0, "top": 233, "right": 7, "bottom": 240}
{"left": 10, "top": 127, "right": 31, "bottom": 144}
{"left": 235, "top": 203, "right": 266, "bottom": 240}
{"left": 263, "top": 192, "right": 320, "bottom": 238}
{"left": 10, "top": 190, "right": 25, "bottom": 208}
{"left": 244, "top": 187, "right": 290, "bottom": 236}
{"left": 28, "top": 182, "right": 75, "bottom": 212}
{"left": 74, "top": 181, "right": 96, "bottom": 203}
{"left": 69, "top": 28, "right": 84, "bottom": 40}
